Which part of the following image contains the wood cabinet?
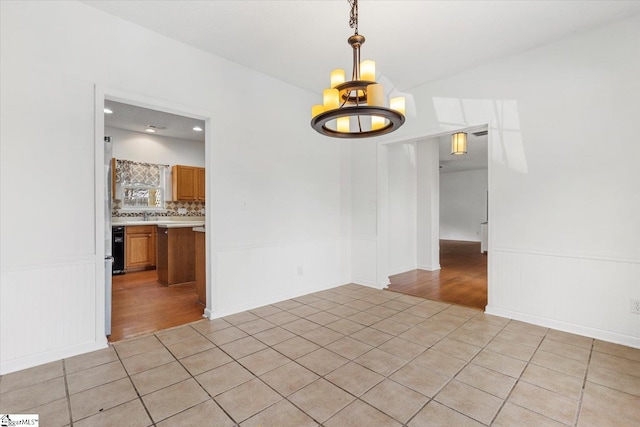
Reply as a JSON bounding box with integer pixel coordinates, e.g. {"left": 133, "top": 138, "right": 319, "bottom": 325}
{"left": 157, "top": 227, "right": 196, "bottom": 286}
{"left": 197, "top": 167, "right": 206, "bottom": 201}
{"left": 124, "top": 225, "right": 156, "bottom": 271}
{"left": 194, "top": 230, "right": 206, "bottom": 305}
{"left": 172, "top": 165, "right": 205, "bottom": 201}
{"left": 111, "top": 158, "right": 117, "bottom": 201}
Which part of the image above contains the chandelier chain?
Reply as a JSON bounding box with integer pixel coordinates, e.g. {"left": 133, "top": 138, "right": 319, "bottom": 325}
{"left": 349, "top": 0, "right": 358, "bottom": 34}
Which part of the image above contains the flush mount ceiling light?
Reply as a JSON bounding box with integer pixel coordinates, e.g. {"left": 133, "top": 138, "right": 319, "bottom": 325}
{"left": 193, "top": 126, "right": 203, "bottom": 132}
{"left": 311, "top": 0, "right": 405, "bottom": 138}
{"left": 451, "top": 132, "right": 468, "bottom": 155}
{"left": 104, "top": 107, "right": 113, "bottom": 114}
{"left": 144, "top": 125, "right": 166, "bottom": 134}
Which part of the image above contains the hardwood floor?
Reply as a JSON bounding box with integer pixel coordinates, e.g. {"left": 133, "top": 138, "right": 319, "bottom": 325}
{"left": 110, "top": 269, "right": 204, "bottom": 342}
{"left": 387, "top": 240, "right": 487, "bottom": 310}
{"left": 110, "top": 241, "right": 485, "bottom": 341}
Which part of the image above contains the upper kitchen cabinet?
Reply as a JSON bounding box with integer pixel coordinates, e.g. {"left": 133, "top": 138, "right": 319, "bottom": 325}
{"left": 197, "top": 167, "right": 205, "bottom": 201}
{"left": 172, "top": 165, "right": 205, "bottom": 201}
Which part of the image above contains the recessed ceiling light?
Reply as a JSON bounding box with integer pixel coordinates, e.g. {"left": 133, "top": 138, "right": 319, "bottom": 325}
{"left": 104, "top": 108, "right": 113, "bottom": 114}
{"left": 193, "top": 126, "right": 203, "bottom": 132}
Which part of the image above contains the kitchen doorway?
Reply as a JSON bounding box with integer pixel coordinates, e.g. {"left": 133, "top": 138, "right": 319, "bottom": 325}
{"left": 110, "top": 270, "right": 203, "bottom": 342}
{"left": 95, "top": 87, "right": 213, "bottom": 342}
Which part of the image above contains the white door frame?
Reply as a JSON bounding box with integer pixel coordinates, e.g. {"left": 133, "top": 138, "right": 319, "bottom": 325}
{"left": 93, "top": 85, "right": 216, "bottom": 340}
{"left": 376, "top": 124, "right": 490, "bottom": 302}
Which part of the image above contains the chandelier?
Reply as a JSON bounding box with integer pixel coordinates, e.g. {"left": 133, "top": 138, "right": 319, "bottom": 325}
{"left": 311, "top": 0, "right": 405, "bottom": 138}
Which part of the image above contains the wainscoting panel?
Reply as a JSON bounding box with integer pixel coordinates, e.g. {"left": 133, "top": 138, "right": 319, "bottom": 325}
{"left": 1, "top": 258, "right": 102, "bottom": 374}
{"left": 213, "top": 239, "right": 344, "bottom": 318}
{"left": 487, "top": 249, "right": 640, "bottom": 348}
{"left": 351, "top": 238, "right": 378, "bottom": 287}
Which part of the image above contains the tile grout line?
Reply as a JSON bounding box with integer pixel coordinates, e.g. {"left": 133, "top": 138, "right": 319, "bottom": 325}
{"left": 320, "top": 290, "right": 486, "bottom": 425}
{"left": 62, "top": 359, "right": 74, "bottom": 427}
{"left": 194, "top": 304, "right": 359, "bottom": 425}
{"left": 161, "top": 325, "right": 241, "bottom": 426}
{"left": 185, "top": 290, "right": 432, "bottom": 425}
{"left": 574, "top": 339, "right": 595, "bottom": 427}
{"left": 284, "top": 295, "right": 485, "bottom": 425}
{"left": 191, "top": 316, "right": 351, "bottom": 425}
{"left": 112, "top": 343, "right": 158, "bottom": 427}
{"left": 370, "top": 306, "right": 477, "bottom": 425}
{"left": 110, "top": 287, "right": 602, "bottom": 426}
{"left": 288, "top": 290, "right": 425, "bottom": 425}
{"left": 486, "top": 322, "right": 549, "bottom": 426}
{"left": 5, "top": 285, "right": 638, "bottom": 426}
{"left": 414, "top": 311, "right": 512, "bottom": 426}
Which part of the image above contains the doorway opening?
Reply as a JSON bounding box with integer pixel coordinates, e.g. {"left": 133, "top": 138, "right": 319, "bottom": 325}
{"left": 96, "top": 89, "right": 212, "bottom": 343}
{"left": 386, "top": 129, "right": 488, "bottom": 309}
{"left": 388, "top": 240, "right": 487, "bottom": 309}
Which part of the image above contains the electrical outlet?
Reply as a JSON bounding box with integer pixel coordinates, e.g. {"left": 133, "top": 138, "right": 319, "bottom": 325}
{"left": 631, "top": 299, "right": 640, "bottom": 314}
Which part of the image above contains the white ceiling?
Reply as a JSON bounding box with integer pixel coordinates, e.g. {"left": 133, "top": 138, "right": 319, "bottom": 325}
{"left": 92, "top": 1, "right": 638, "bottom": 171}
{"left": 104, "top": 100, "right": 205, "bottom": 142}
{"left": 85, "top": 0, "right": 640, "bottom": 93}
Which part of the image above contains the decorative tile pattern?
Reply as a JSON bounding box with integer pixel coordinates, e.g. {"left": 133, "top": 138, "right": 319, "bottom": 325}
{"left": 113, "top": 200, "right": 205, "bottom": 217}
{"left": 2, "top": 284, "right": 639, "bottom": 426}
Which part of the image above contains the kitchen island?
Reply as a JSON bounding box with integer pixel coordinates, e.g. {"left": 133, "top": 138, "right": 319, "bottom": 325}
{"left": 112, "top": 217, "right": 204, "bottom": 285}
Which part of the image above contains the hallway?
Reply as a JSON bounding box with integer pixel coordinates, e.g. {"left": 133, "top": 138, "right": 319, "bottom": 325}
{"left": 388, "top": 240, "right": 487, "bottom": 310}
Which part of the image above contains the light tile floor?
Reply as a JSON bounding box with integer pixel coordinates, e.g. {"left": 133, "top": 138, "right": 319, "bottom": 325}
{"left": 1, "top": 284, "right": 640, "bottom": 426}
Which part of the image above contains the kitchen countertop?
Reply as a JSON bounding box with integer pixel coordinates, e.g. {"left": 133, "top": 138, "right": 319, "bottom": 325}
{"left": 157, "top": 221, "right": 205, "bottom": 228}
{"left": 112, "top": 217, "right": 205, "bottom": 228}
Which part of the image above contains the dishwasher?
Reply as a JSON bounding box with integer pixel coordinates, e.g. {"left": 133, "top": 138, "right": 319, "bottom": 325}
{"left": 112, "top": 226, "right": 125, "bottom": 275}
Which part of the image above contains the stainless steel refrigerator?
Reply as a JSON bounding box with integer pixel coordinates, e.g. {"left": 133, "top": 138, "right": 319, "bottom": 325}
{"left": 105, "top": 136, "right": 113, "bottom": 336}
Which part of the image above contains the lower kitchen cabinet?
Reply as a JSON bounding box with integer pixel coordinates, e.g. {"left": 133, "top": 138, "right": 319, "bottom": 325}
{"left": 194, "top": 230, "right": 206, "bottom": 305}
{"left": 124, "top": 225, "right": 156, "bottom": 271}
{"left": 157, "top": 227, "right": 196, "bottom": 286}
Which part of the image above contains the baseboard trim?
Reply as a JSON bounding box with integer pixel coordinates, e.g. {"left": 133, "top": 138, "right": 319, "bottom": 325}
{"left": 0, "top": 339, "right": 108, "bottom": 375}
{"left": 351, "top": 277, "right": 383, "bottom": 289}
{"left": 210, "top": 282, "right": 346, "bottom": 319}
{"left": 417, "top": 264, "right": 441, "bottom": 271}
{"left": 388, "top": 266, "right": 418, "bottom": 276}
{"left": 485, "top": 305, "right": 640, "bottom": 349}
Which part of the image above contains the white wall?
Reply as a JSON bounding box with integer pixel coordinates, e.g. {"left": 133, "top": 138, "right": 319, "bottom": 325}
{"left": 416, "top": 141, "right": 440, "bottom": 271}
{"left": 374, "top": 14, "right": 640, "bottom": 347}
{"left": 440, "top": 169, "right": 488, "bottom": 242}
{"left": 350, "top": 140, "right": 378, "bottom": 286}
{"left": 387, "top": 142, "right": 417, "bottom": 275}
{"left": 107, "top": 127, "right": 205, "bottom": 167}
{"left": 0, "top": 1, "right": 349, "bottom": 374}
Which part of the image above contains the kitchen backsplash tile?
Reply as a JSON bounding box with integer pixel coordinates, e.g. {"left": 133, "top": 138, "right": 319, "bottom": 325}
{"left": 113, "top": 200, "right": 205, "bottom": 218}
